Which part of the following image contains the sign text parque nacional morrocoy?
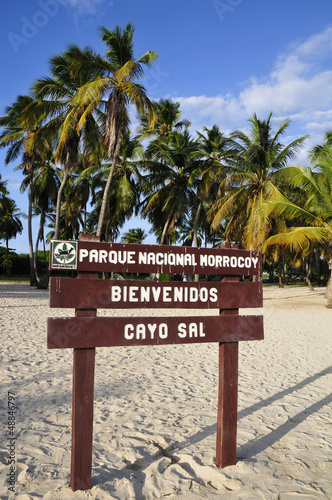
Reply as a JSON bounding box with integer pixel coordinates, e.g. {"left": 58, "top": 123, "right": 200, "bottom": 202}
{"left": 50, "top": 240, "right": 262, "bottom": 276}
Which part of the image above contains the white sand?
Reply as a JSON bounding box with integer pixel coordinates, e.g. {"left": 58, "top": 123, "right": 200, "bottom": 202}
{"left": 0, "top": 283, "right": 331, "bottom": 499}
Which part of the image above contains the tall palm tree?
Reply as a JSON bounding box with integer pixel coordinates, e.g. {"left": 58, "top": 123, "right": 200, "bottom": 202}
{"left": 263, "top": 139, "right": 332, "bottom": 306}
{"left": 0, "top": 95, "right": 49, "bottom": 285}
{"left": 31, "top": 45, "right": 104, "bottom": 239}
{"left": 208, "top": 113, "right": 308, "bottom": 251}
{"left": 73, "top": 23, "right": 158, "bottom": 238}
{"left": 142, "top": 129, "right": 199, "bottom": 245}
{"left": 192, "top": 125, "right": 234, "bottom": 247}
{"left": 0, "top": 197, "right": 23, "bottom": 275}
{"left": 20, "top": 153, "right": 59, "bottom": 284}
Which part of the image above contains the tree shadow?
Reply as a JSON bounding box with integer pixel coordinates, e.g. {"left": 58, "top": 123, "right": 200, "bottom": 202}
{"left": 168, "top": 366, "right": 332, "bottom": 459}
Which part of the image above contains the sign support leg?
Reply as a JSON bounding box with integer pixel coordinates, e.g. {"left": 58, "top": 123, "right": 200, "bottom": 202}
{"left": 71, "top": 346, "right": 95, "bottom": 491}
{"left": 70, "top": 233, "right": 99, "bottom": 491}
{"left": 215, "top": 341, "right": 238, "bottom": 468}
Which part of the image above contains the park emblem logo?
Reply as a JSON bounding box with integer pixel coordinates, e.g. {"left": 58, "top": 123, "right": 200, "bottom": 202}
{"left": 51, "top": 241, "right": 77, "bottom": 269}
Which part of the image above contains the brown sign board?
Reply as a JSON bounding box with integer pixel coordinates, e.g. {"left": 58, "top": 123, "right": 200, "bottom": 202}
{"left": 47, "top": 235, "right": 264, "bottom": 490}
{"left": 47, "top": 315, "right": 264, "bottom": 349}
{"left": 50, "top": 240, "right": 262, "bottom": 276}
{"left": 49, "top": 278, "right": 263, "bottom": 310}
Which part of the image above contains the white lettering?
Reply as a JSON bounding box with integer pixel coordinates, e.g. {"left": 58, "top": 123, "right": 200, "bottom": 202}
{"left": 176, "top": 254, "right": 184, "bottom": 266}
{"left": 174, "top": 287, "right": 183, "bottom": 302}
{"left": 184, "top": 254, "right": 192, "bottom": 266}
{"left": 245, "top": 257, "right": 251, "bottom": 268}
{"left": 111, "top": 286, "right": 121, "bottom": 302}
{"left": 99, "top": 250, "right": 108, "bottom": 263}
{"left": 163, "top": 286, "right": 172, "bottom": 302}
{"left": 136, "top": 324, "right": 146, "bottom": 340}
{"left": 151, "top": 287, "right": 161, "bottom": 301}
{"left": 109, "top": 250, "right": 117, "bottom": 264}
{"left": 230, "top": 256, "right": 237, "bottom": 267}
{"left": 238, "top": 256, "right": 244, "bottom": 268}
{"left": 189, "top": 323, "right": 198, "bottom": 337}
{"left": 210, "top": 287, "right": 218, "bottom": 302}
{"left": 140, "top": 287, "right": 150, "bottom": 302}
{"left": 208, "top": 255, "right": 215, "bottom": 267}
{"left": 200, "top": 287, "right": 208, "bottom": 302}
{"left": 216, "top": 255, "right": 222, "bottom": 267}
{"left": 79, "top": 249, "right": 88, "bottom": 261}
{"left": 252, "top": 257, "right": 259, "bottom": 268}
{"left": 147, "top": 253, "right": 155, "bottom": 265}
{"left": 159, "top": 323, "right": 168, "bottom": 339}
{"left": 129, "top": 286, "right": 139, "bottom": 302}
{"left": 223, "top": 256, "right": 230, "bottom": 267}
{"left": 200, "top": 255, "right": 208, "bottom": 266}
{"left": 89, "top": 249, "right": 98, "bottom": 262}
{"left": 147, "top": 323, "right": 157, "bottom": 339}
{"left": 127, "top": 251, "right": 135, "bottom": 264}
{"left": 138, "top": 252, "right": 147, "bottom": 264}
{"left": 177, "top": 323, "right": 187, "bottom": 338}
{"left": 124, "top": 324, "right": 134, "bottom": 340}
{"left": 168, "top": 253, "right": 175, "bottom": 265}
{"left": 189, "top": 288, "right": 198, "bottom": 302}
{"left": 156, "top": 253, "right": 163, "bottom": 265}
{"left": 177, "top": 322, "right": 206, "bottom": 338}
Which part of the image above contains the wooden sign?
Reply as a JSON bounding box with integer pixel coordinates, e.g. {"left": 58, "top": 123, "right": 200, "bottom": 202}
{"left": 47, "top": 235, "right": 264, "bottom": 491}
{"left": 50, "top": 239, "right": 262, "bottom": 276}
{"left": 49, "top": 278, "right": 263, "bottom": 309}
{"left": 48, "top": 314, "right": 263, "bottom": 349}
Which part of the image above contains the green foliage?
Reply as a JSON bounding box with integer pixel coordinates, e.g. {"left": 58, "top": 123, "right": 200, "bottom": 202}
{"left": 0, "top": 247, "right": 49, "bottom": 276}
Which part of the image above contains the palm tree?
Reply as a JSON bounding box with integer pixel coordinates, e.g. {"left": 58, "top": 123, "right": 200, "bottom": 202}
{"left": 0, "top": 197, "right": 23, "bottom": 275}
{"left": 0, "top": 174, "right": 9, "bottom": 197}
{"left": 0, "top": 95, "right": 49, "bottom": 285}
{"left": 142, "top": 129, "right": 199, "bottom": 245}
{"left": 31, "top": 45, "right": 104, "bottom": 239}
{"left": 73, "top": 23, "right": 158, "bottom": 238}
{"left": 121, "top": 228, "right": 147, "bottom": 244}
{"left": 20, "top": 153, "right": 59, "bottom": 284}
{"left": 192, "top": 125, "right": 234, "bottom": 247}
{"left": 263, "top": 139, "right": 332, "bottom": 306}
{"left": 88, "top": 132, "right": 143, "bottom": 241}
{"left": 138, "top": 98, "right": 190, "bottom": 140}
{"left": 208, "top": 113, "right": 308, "bottom": 252}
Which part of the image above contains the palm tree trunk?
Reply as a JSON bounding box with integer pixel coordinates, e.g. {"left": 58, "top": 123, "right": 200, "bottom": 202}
{"left": 28, "top": 174, "right": 37, "bottom": 286}
{"left": 5, "top": 236, "right": 11, "bottom": 276}
{"left": 193, "top": 200, "right": 202, "bottom": 281}
{"left": 193, "top": 200, "right": 202, "bottom": 248}
{"left": 305, "top": 255, "right": 315, "bottom": 291}
{"left": 97, "top": 142, "right": 121, "bottom": 238}
{"left": 54, "top": 169, "right": 69, "bottom": 240}
{"left": 34, "top": 209, "right": 46, "bottom": 285}
{"left": 160, "top": 211, "right": 173, "bottom": 246}
{"left": 325, "top": 252, "right": 332, "bottom": 308}
{"left": 278, "top": 252, "right": 284, "bottom": 288}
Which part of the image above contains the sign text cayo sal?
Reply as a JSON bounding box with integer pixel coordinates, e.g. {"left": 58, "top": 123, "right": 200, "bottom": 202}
{"left": 47, "top": 235, "right": 264, "bottom": 491}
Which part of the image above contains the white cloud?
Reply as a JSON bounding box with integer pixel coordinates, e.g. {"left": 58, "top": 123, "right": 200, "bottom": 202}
{"left": 173, "top": 27, "right": 332, "bottom": 146}
{"left": 66, "top": 0, "right": 107, "bottom": 15}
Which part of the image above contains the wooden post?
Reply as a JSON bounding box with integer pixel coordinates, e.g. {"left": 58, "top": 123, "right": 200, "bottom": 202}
{"left": 215, "top": 248, "right": 240, "bottom": 468}
{"left": 215, "top": 338, "right": 238, "bottom": 467}
{"left": 70, "top": 234, "right": 99, "bottom": 491}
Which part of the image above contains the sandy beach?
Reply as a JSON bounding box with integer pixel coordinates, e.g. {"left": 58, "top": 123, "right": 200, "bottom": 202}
{"left": 0, "top": 282, "right": 331, "bottom": 499}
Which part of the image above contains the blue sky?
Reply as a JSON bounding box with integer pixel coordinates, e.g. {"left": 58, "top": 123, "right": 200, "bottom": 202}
{"left": 1, "top": 0, "right": 332, "bottom": 253}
